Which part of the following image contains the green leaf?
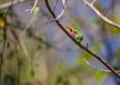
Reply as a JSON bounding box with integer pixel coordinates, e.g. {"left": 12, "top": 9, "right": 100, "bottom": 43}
{"left": 33, "top": 6, "right": 40, "bottom": 14}
{"left": 41, "top": 36, "right": 46, "bottom": 42}
{"left": 76, "top": 52, "right": 92, "bottom": 65}
{"left": 94, "top": 71, "right": 105, "bottom": 81}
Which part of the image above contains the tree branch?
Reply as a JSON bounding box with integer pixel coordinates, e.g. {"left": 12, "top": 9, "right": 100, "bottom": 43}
{"left": 25, "top": 0, "right": 38, "bottom": 13}
{"left": 0, "top": 0, "right": 27, "bottom": 9}
{"left": 84, "top": 58, "right": 120, "bottom": 73}
{"left": 81, "top": 0, "right": 120, "bottom": 30}
{"left": 45, "top": 0, "right": 120, "bottom": 78}
{"left": 53, "top": 0, "right": 59, "bottom": 11}
{"left": 54, "top": 0, "right": 67, "bottom": 21}
{"left": 0, "top": 0, "right": 15, "bottom": 84}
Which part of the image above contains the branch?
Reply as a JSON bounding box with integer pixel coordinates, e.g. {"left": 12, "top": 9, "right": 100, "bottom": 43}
{"left": 14, "top": 43, "right": 20, "bottom": 85}
{"left": 25, "top": 0, "right": 38, "bottom": 13}
{"left": 30, "top": 0, "right": 38, "bottom": 13}
{"left": 91, "top": 0, "right": 97, "bottom": 5}
{"left": 82, "top": 0, "right": 120, "bottom": 29}
{"left": 84, "top": 58, "right": 120, "bottom": 73}
{"left": 0, "top": 0, "right": 15, "bottom": 84}
{"left": 19, "top": 14, "right": 36, "bottom": 37}
{"left": 0, "top": 0, "right": 26, "bottom": 9}
{"left": 45, "top": 0, "right": 120, "bottom": 78}
{"left": 53, "top": 0, "right": 59, "bottom": 11}
{"left": 54, "top": 0, "right": 67, "bottom": 21}
{"left": 49, "top": 0, "right": 67, "bottom": 23}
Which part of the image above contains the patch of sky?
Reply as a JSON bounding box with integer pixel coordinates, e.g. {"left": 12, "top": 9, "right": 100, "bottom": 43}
{"left": 100, "top": 37, "right": 120, "bottom": 59}
{"left": 100, "top": 0, "right": 113, "bottom": 8}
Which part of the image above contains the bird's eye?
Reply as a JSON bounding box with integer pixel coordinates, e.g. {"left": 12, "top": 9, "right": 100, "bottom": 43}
{"left": 70, "top": 29, "right": 73, "bottom": 32}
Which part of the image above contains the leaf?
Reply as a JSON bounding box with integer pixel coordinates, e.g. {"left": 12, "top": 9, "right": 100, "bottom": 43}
{"left": 41, "top": 35, "right": 46, "bottom": 42}
{"left": 76, "top": 52, "right": 92, "bottom": 65}
{"left": 33, "top": 6, "right": 40, "bottom": 14}
{"left": 94, "top": 71, "right": 105, "bottom": 81}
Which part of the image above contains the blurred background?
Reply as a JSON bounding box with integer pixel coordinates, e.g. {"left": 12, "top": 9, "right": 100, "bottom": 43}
{"left": 0, "top": 0, "right": 120, "bottom": 85}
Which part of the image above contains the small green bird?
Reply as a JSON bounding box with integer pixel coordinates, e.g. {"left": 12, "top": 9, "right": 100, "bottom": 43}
{"left": 65, "top": 25, "right": 83, "bottom": 43}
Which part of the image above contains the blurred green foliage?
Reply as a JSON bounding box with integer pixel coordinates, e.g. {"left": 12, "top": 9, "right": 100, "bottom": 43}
{"left": 0, "top": 0, "right": 120, "bottom": 85}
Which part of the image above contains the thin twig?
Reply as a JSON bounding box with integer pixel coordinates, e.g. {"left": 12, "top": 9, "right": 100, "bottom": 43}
{"left": 30, "top": 0, "right": 38, "bottom": 13}
{"left": 14, "top": 44, "right": 20, "bottom": 85}
{"left": 53, "top": 0, "right": 59, "bottom": 11}
{"left": 83, "top": 58, "right": 119, "bottom": 72}
{"left": 45, "top": 0, "right": 120, "bottom": 78}
{"left": 25, "top": 0, "right": 38, "bottom": 13}
{"left": 54, "top": 0, "right": 67, "bottom": 21}
{"left": 30, "top": 54, "right": 37, "bottom": 85}
{"left": 0, "top": 0, "right": 15, "bottom": 84}
{"left": 0, "top": 0, "right": 26, "bottom": 9}
{"left": 82, "top": 0, "right": 120, "bottom": 29}
{"left": 19, "top": 39, "right": 31, "bottom": 62}
{"left": 11, "top": 29, "right": 36, "bottom": 85}
{"left": 19, "top": 14, "right": 36, "bottom": 37}
{"left": 50, "top": 0, "right": 67, "bottom": 23}
{"left": 0, "top": 32, "right": 7, "bottom": 85}
{"left": 91, "top": 0, "right": 97, "bottom": 5}
{"left": 8, "top": 23, "right": 69, "bottom": 53}
{"left": 10, "top": 28, "right": 31, "bottom": 62}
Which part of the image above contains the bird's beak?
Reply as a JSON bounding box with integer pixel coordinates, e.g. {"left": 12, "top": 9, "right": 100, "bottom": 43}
{"left": 65, "top": 25, "right": 71, "bottom": 30}
{"left": 65, "top": 25, "right": 73, "bottom": 32}
{"left": 65, "top": 25, "right": 70, "bottom": 28}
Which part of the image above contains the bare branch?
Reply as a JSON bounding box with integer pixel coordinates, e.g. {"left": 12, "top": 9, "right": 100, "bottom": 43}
{"left": 82, "top": 0, "right": 120, "bottom": 29}
{"left": 45, "top": 0, "right": 120, "bottom": 78}
{"left": 49, "top": 0, "right": 67, "bottom": 23}
{"left": 30, "top": 0, "right": 38, "bottom": 13}
{"left": 84, "top": 58, "right": 120, "bottom": 73}
{"left": 0, "top": 0, "right": 26, "bottom": 9}
{"left": 25, "top": 0, "right": 38, "bottom": 13}
{"left": 91, "top": 0, "right": 97, "bottom": 5}
{"left": 84, "top": 58, "right": 112, "bottom": 72}
{"left": 19, "top": 13, "right": 37, "bottom": 37}
{"left": 53, "top": 0, "right": 59, "bottom": 11}
{"left": 0, "top": 0, "right": 15, "bottom": 84}
{"left": 55, "top": 0, "right": 67, "bottom": 21}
